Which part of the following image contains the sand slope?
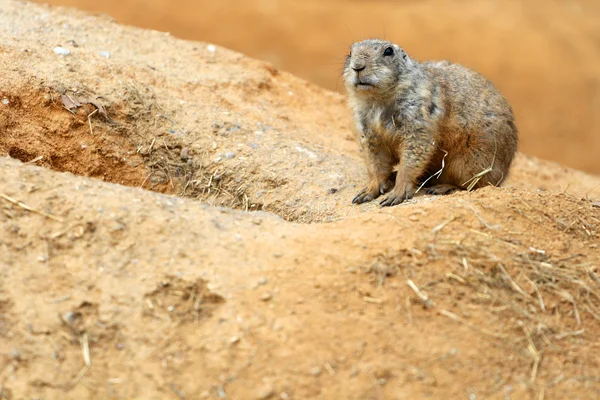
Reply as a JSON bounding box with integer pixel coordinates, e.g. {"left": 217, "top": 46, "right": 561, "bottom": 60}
{"left": 1, "top": 1, "right": 600, "bottom": 399}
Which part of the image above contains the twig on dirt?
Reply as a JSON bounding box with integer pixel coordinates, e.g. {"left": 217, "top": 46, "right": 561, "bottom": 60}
{"left": 0, "top": 193, "right": 63, "bottom": 222}
{"left": 49, "top": 295, "right": 71, "bottom": 304}
{"left": 554, "top": 329, "right": 584, "bottom": 340}
{"left": 431, "top": 216, "right": 457, "bottom": 234}
{"left": 148, "top": 137, "right": 156, "bottom": 154}
{"left": 439, "top": 310, "right": 505, "bottom": 339}
{"left": 554, "top": 289, "right": 581, "bottom": 327}
{"left": 87, "top": 109, "right": 98, "bottom": 135}
{"left": 585, "top": 183, "right": 600, "bottom": 200}
{"left": 25, "top": 155, "right": 44, "bottom": 164}
{"left": 469, "top": 229, "right": 519, "bottom": 249}
{"left": 140, "top": 171, "right": 155, "bottom": 189}
{"left": 467, "top": 204, "right": 500, "bottom": 230}
{"left": 498, "top": 264, "right": 532, "bottom": 300}
{"left": 72, "top": 333, "right": 91, "bottom": 386}
{"left": 407, "top": 279, "right": 434, "bottom": 308}
{"left": 462, "top": 257, "right": 469, "bottom": 272}
{"left": 363, "top": 296, "right": 383, "bottom": 305}
{"left": 523, "top": 275, "right": 546, "bottom": 312}
{"left": 446, "top": 273, "right": 466, "bottom": 284}
{"left": 62, "top": 106, "right": 76, "bottom": 115}
{"left": 324, "top": 362, "right": 335, "bottom": 376}
{"left": 415, "top": 149, "right": 448, "bottom": 194}
{"left": 522, "top": 325, "right": 541, "bottom": 383}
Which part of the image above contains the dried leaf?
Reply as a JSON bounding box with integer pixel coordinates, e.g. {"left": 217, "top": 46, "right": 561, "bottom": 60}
{"left": 61, "top": 94, "right": 81, "bottom": 110}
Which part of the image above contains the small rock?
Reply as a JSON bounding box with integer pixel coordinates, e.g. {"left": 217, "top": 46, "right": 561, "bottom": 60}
{"left": 9, "top": 348, "right": 22, "bottom": 361}
{"left": 310, "top": 366, "right": 322, "bottom": 377}
{"left": 260, "top": 293, "right": 272, "bottom": 302}
{"left": 180, "top": 147, "right": 190, "bottom": 161}
{"left": 207, "top": 44, "right": 216, "bottom": 53}
{"left": 592, "top": 201, "right": 600, "bottom": 208}
{"left": 98, "top": 51, "right": 110, "bottom": 58}
{"left": 230, "top": 336, "right": 241, "bottom": 344}
{"left": 280, "top": 393, "right": 289, "bottom": 399}
{"left": 63, "top": 311, "right": 79, "bottom": 325}
{"left": 257, "top": 276, "right": 268, "bottom": 286}
{"left": 328, "top": 188, "right": 338, "bottom": 194}
{"left": 2, "top": 98, "right": 9, "bottom": 105}
{"left": 224, "top": 151, "right": 236, "bottom": 159}
{"left": 272, "top": 319, "right": 283, "bottom": 331}
{"left": 53, "top": 46, "right": 70, "bottom": 56}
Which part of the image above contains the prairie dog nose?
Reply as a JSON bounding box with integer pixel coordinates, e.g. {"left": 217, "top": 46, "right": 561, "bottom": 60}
{"left": 351, "top": 61, "right": 366, "bottom": 72}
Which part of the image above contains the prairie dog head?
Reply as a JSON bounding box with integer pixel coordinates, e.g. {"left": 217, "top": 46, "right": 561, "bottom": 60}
{"left": 344, "top": 39, "right": 414, "bottom": 99}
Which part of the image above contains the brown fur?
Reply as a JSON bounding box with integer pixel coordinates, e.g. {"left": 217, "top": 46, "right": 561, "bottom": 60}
{"left": 344, "top": 39, "right": 518, "bottom": 207}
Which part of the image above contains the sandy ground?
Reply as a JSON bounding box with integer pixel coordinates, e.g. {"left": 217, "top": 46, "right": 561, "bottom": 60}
{"left": 1, "top": 0, "right": 600, "bottom": 399}
{"left": 28, "top": 0, "right": 600, "bottom": 176}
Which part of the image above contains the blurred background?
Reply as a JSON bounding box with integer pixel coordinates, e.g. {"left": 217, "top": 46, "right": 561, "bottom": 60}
{"left": 31, "top": 0, "right": 600, "bottom": 175}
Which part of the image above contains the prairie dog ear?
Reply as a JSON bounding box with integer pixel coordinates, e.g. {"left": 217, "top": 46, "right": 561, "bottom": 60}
{"left": 400, "top": 49, "right": 414, "bottom": 66}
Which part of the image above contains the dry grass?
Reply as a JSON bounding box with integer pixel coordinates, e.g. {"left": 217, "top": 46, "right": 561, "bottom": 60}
{"left": 366, "top": 196, "right": 600, "bottom": 388}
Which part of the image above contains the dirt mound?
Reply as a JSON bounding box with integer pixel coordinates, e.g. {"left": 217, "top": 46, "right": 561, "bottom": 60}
{"left": 28, "top": 0, "right": 600, "bottom": 176}
{"left": 1, "top": 1, "right": 600, "bottom": 399}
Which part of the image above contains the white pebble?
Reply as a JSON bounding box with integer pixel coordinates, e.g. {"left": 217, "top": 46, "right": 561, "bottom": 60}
{"left": 207, "top": 44, "right": 216, "bottom": 53}
{"left": 98, "top": 51, "right": 110, "bottom": 59}
{"left": 2, "top": 98, "right": 9, "bottom": 105}
{"left": 53, "top": 46, "right": 70, "bottom": 56}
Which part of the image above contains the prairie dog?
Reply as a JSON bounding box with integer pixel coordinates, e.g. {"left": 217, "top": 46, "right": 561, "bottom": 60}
{"left": 344, "top": 39, "right": 518, "bottom": 207}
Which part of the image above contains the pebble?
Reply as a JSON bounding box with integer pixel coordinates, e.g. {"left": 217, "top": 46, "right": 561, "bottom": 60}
{"left": 63, "top": 311, "right": 77, "bottom": 323}
{"left": 310, "top": 366, "right": 322, "bottom": 376}
{"left": 98, "top": 51, "right": 110, "bottom": 58}
{"left": 9, "top": 348, "right": 22, "bottom": 360}
{"left": 257, "top": 276, "right": 268, "bottom": 286}
{"left": 207, "top": 44, "right": 216, "bottom": 53}
{"left": 272, "top": 319, "right": 283, "bottom": 331}
{"left": 180, "top": 147, "right": 190, "bottom": 161}
{"left": 260, "top": 293, "right": 272, "bottom": 302}
{"left": 53, "top": 46, "right": 70, "bottom": 56}
{"left": 224, "top": 151, "right": 236, "bottom": 159}
{"left": 2, "top": 98, "right": 9, "bottom": 105}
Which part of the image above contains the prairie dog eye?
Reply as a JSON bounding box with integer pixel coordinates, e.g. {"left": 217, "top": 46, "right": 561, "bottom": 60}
{"left": 383, "top": 47, "right": 394, "bottom": 56}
